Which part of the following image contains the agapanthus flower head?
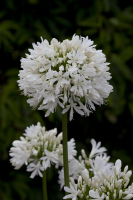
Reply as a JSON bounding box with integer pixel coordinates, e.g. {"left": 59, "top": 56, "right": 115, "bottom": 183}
{"left": 9, "top": 122, "right": 76, "bottom": 178}
{"left": 63, "top": 159, "right": 133, "bottom": 200}
{"left": 18, "top": 34, "right": 113, "bottom": 120}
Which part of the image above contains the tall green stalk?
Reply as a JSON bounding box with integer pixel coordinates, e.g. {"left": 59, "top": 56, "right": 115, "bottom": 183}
{"left": 42, "top": 170, "right": 48, "bottom": 200}
{"left": 62, "top": 112, "right": 69, "bottom": 189}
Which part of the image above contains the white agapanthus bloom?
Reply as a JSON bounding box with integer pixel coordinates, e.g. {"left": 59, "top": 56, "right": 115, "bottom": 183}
{"left": 64, "top": 159, "right": 133, "bottom": 200}
{"left": 64, "top": 179, "right": 78, "bottom": 200}
{"left": 90, "top": 154, "right": 113, "bottom": 174}
{"left": 89, "top": 190, "right": 104, "bottom": 200}
{"left": 9, "top": 122, "right": 77, "bottom": 178}
{"left": 89, "top": 139, "right": 107, "bottom": 158}
{"left": 18, "top": 34, "right": 113, "bottom": 120}
{"left": 27, "top": 161, "right": 44, "bottom": 178}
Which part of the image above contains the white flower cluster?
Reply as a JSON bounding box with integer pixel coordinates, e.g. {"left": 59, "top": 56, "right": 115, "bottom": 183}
{"left": 9, "top": 122, "right": 76, "bottom": 178}
{"left": 58, "top": 139, "right": 112, "bottom": 189}
{"left": 18, "top": 34, "right": 113, "bottom": 120}
{"left": 64, "top": 160, "right": 133, "bottom": 200}
{"left": 63, "top": 145, "right": 133, "bottom": 200}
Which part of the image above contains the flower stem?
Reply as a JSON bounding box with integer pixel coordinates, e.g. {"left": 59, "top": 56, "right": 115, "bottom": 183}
{"left": 62, "top": 112, "right": 69, "bottom": 190}
{"left": 42, "top": 170, "right": 48, "bottom": 200}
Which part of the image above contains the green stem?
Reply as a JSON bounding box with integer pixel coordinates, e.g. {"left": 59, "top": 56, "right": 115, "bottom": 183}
{"left": 62, "top": 112, "right": 70, "bottom": 190}
{"left": 42, "top": 170, "right": 48, "bottom": 200}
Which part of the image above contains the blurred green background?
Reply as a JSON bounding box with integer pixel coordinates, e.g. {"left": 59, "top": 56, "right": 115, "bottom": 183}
{"left": 0, "top": 0, "right": 133, "bottom": 199}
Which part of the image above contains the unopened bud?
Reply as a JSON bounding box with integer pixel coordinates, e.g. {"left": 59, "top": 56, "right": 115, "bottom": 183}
{"left": 101, "top": 170, "right": 109, "bottom": 181}
{"left": 57, "top": 132, "right": 62, "bottom": 141}
{"left": 70, "top": 177, "right": 75, "bottom": 187}
{"left": 44, "top": 141, "right": 48, "bottom": 149}
{"left": 42, "top": 127, "right": 45, "bottom": 132}
{"left": 88, "top": 178, "right": 91, "bottom": 186}
{"left": 77, "top": 189, "right": 82, "bottom": 196}
{"left": 119, "top": 190, "right": 122, "bottom": 198}
{"left": 111, "top": 183, "right": 114, "bottom": 191}
{"left": 78, "top": 176, "right": 82, "bottom": 186}
{"left": 79, "top": 156, "right": 82, "bottom": 162}
{"left": 81, "top": 149, "right": 87, "bottom": 158}
{"left": 85, "top": 159, "right": 91, "bottom": 166}
{"left": 124, "top": 166, "right": 128, "bottom": 174}
{"left": 97, "top": 171, "right": 104, "bottom": 183}
{"left": 126, "top": 171, "right": 132, "bottom": 178}
{"left": 101, "top": 186, "right": 105, "bottom": 191}
{"left": 32, "top": 149, "right": 38, "bottom": 156}
{"left": 124, "top": 179, "right": 129, "bottom": 188}
{"left": 113, "top": 166, "right": 116, "bottom": 177}
{"left": 106, "top": 196, "right": 109, "bottom": 200}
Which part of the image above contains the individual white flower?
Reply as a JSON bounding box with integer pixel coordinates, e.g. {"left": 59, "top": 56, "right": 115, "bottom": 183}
{"left": 63, "top": 181, "right": 78, "bottom": 200}
{"left": 89, "top": 139, "right": 107, "bottom": 158}
{"left": 90, "top": 154, "right": 113, "bottom": 174}
{"left": 10, "top": 147, "right": 30, "bottom": 169}
{"left": 9, "top": 122, "right": 76, "bottom": 178}
{"left": 89, "top": 190, "right": 104, "bottom": 200}
{"left": 27, "top": 161, "right": 44, "bottom": 178}
{"left": 58, "top": 169, "right": 65, "bottom": 189}
{"left": 68, "top": 139, "right": 77, "bottom": 160}
{"left": 41, "top": 149, "right": 59, "bottom": 169}
{"left": 18, "top": 34, "right": 113, "bottom": 120}
{"left": 69, "top": 158, "right": 85, "bottom": 178}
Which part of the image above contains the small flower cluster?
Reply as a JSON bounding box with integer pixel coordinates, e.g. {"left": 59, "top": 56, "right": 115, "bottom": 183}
{"left": 62, "top": 140, "right": 133, "bottom": 200}
{"left": 18, "top": 34, "right": 113, "bottom": 120}
{"left": 9, "top": 122, "right": 76, "bottom": 178}
{"left": 58, "top": 139, "right": 113, "bottom": 189}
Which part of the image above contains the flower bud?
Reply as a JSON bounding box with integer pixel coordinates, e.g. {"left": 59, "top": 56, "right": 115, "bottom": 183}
{"left": 126, "top": 171, "right": 132, "bottom": 178}
{"left": 44, "top": 141, "right": 48, "bottom": 149}
{"left": 106, "top": 196, "right": 109, "bottom": 200}
{"left": 70, "top": 177, "right": 75, "bottom": 188}
{"left": 79, "top": 156, "right": 82, "bottom": 162}
{"left": 33, "top": 149, "right": 38, "bottom": 156}
{"left": 124, "top": 179, "right": 129, "bottom": 188}
{"left": 113, "top": 193, "right": 116, "bottom": 199}
{"left": 124, "top": 166, "right": 128, "bottom": 174}
{"left": 78, "top": 176, "right": 82, "bottom": 186}
{"left": 119, "top": 190, "right": 122, "bottom": 198}
{"left": 85, "top": 159, "right": 91, "bottom": 166}
{"left": 97, "top": 171, "right": 104, "bottom": 183}
{"left": 57, "top": 132, "right": 62, "bottom": 141}
{"left": 111, "top": 183, "right": 114, "bottom": 191}
{"left": 81, "top": 149, "right": 87, "bottom": 158}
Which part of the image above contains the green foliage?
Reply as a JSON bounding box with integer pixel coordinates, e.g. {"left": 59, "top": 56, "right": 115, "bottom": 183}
{"left": 0, "top": 0, "right": 133, "bottom": 200}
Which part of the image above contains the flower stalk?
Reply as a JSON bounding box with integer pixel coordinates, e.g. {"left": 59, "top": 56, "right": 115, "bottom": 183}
{"left": 62, "top": 112, "right": 69, "bottom": 191}
{"left": 42, "top": 170, "right": 48, "bottom": 200}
